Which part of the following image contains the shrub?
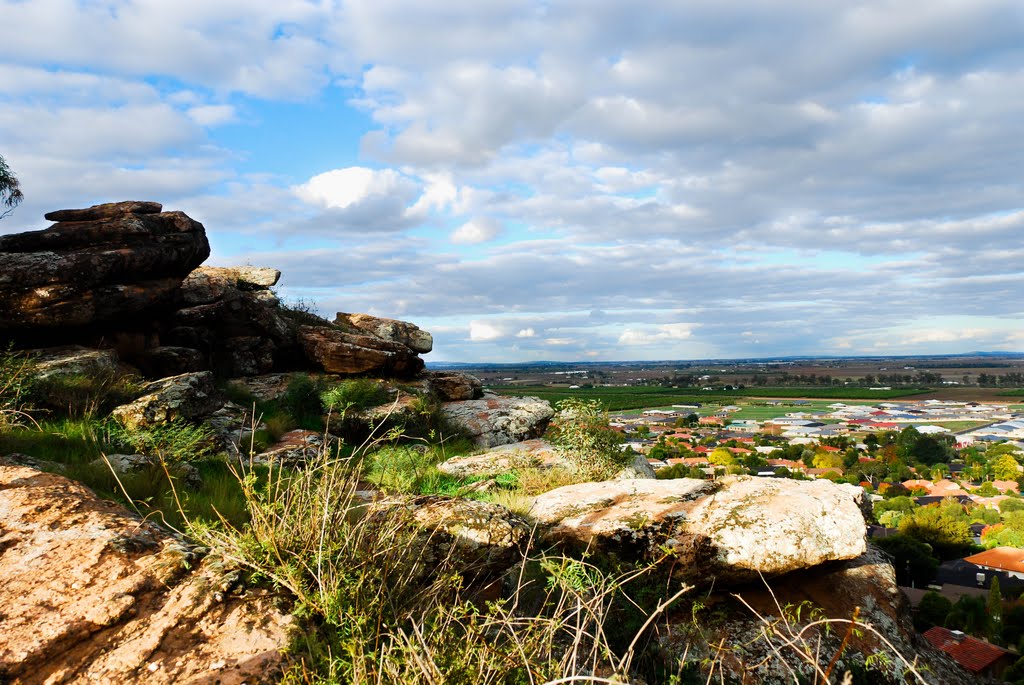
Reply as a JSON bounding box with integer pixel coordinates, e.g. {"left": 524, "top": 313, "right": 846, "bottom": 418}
{"left": 321, "top": 379, "right": 391, "bottom": 414}
{"left": 0, "top": 347, "right": 36, "bottom": 427}
{"left": 280, "top": 374, "right": 328, "bottom": 430}
{"left": 107, "top": 418, "right": 218, "bottom": 464}
{"left": 547, "top": 397, "right": 628, "bottom": 479}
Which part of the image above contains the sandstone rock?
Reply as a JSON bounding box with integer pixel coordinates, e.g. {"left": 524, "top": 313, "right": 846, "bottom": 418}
{"left": 369, "top": 496, "right": 530, "bottom": 578}
{"left": 0, "top": 460, "right": 290, "bottom": 684}
{"left": 226, "top": 373, "right": 295, "bottom": 402}
{"left": 530, "top": 476, "right": 867, "bottom": 585}
{"left": 440, "top": 396, "right": 554, "bottom": 447}
{"left": 140, "top": 345, "right": 206, "bottom": 377}
{"left": 297, "top": 325, "right": 425, "bottom": 378}
{"left": 31, "top": 345, "right": 121, "bottom": 380}
{"left": 419, "top": 370, "right": 483, "bottom": 401}
{"left": 204, "top": 400, "right": 266, "bottom": 460}
{"left": 612, "top": 452, "right": 658, "bottom": 480}
{"left": 655, "top": 548, "right": 976, "bottom": 684}
{"left": 336, "top": 312, "right": 433, "bottom": 354}
{"left": 438, "top": 439, "right": 561, "bottom": 478}
{"left": 43, "top": 200, "right": 163, "bottom": 222}
{"left": 255, "top": 429, "right": 341, "bottom": 466}
{"left": 111, "top": 371, "right": 222, "bottom": 430}
{"left": 180, "top": 266, "right": 281, "bottom": 306}
{"left": 0, "top": 202, "right": 209, "bottom": 334}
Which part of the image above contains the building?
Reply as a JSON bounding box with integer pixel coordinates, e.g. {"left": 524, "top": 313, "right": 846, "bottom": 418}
{"left": 922, "top": 627, "right": 1014, "bottom": 679}
{"left": 964, "top": 547, "right": 1024, "bottom": 579}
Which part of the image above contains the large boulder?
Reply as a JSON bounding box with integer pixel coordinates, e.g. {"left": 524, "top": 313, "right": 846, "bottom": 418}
{"left": 111, "top": 371, "right": 222, "bottom": 430}
{"left": 336, "top": 312, "right": 433, "bottom": 354}
{"left": 30, "top": 345, "right": 122, "bottom": 380}
{"left": 440, "top": 396, "right": 554, "bottom": 447}
{"left": 416, "top": 370, "right": 483, "bottom": 401}
{"left": 297, "top": 325, "right": 425, "bottom": 378}
{"left": 437, "top": 438, "right": 655, "bottom": 482}
{"left": 655, "top": 548, "right": 976, "bottom": 684}
{"left": 529, "top": 476, "right": 867, "bottom": 586}
{"left": 0, "top": 201, "right": 209, "bottom": 338}
{"left": 0, "top": 459, "right": 290, "bottom": 684}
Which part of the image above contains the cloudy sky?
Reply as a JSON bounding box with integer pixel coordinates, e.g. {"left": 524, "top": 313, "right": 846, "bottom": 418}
{"left": 2, "top": 1, "right": 1023, "bottom": 362}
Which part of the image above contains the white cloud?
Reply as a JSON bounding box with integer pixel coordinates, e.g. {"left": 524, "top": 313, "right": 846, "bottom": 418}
{"left": 187, "top": 104, "right": 237, "bottom": 127}
{"left": 451, "top": 217, "right": 503, "bottom": 244}
{"left": 469, "top": 321, "right": 504, "bottom": 341}
{"left": 516, "top": 328, "right": 536, "bottom": 338}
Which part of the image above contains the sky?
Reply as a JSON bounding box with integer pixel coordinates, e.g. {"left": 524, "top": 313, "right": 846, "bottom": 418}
{"left": 1, "top": 1, "right": 1023, "bottom": 363}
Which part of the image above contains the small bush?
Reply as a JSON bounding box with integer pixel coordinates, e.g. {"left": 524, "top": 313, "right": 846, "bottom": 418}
{"left": 547, "top": 397, "right": 628, "bottom": 479}
{"left": 280, "top": 374, "right": 328, "bottom": 430}
{"left": 321, "top": 379, "right": 391, "bottom": 414}
{"left": 108, "top": 418, "right": 218, "bottom": 464}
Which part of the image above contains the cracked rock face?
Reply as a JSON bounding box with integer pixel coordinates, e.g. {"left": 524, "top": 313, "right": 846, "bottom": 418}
{"left": 0, "top": 460, "right": 290, "bottom": 684}
{"left": 110, "top": 371, "right": 222, "bottom": 430}
{"left": 440, "top": 396, "right": 554, "bottom": 447}
{"left": 0, "top": 201, "right": 209, "bottom": 335}
{"left": 529, "top": 476, "right": 867, "bottom": 585}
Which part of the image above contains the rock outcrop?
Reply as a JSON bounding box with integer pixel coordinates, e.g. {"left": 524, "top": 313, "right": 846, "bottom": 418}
{"left": 530, "top": 476, "right": 867, "bottom": 585}
{"left": 335, "top": 312, "right": 433, "bottom": 354}
{"left": 0, "top": 460, "right": 290, "bottom": 684}
{"left": 438, "top": 438, "right": 656, "bottom": 481}
{"left": 0, "top": 201, "right": 209, "bottom": 342}
{"left": 297, "top": 325, "right": 425, "bottom": 378}
{"left": 111, "top": 371, "right": 222, "bottom": 430}
{"left": 440, "top": 395, "right": 554, "bottom": 447}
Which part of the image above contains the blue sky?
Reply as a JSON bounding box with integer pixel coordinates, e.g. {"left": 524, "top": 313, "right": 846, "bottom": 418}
{"left": 2, "top": 1, "right": 1023, "bottom": 362}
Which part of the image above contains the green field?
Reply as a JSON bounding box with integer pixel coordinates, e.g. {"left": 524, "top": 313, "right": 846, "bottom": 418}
{"left": 489, "top": 385, "right": 930, "bottom": 412}
{"left": 1001, "top": 389, "right": 1024, "bottom": 397}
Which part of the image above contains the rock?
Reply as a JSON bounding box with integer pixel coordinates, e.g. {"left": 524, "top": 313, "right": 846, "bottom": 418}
{"left": 0, "top": 460, "right": 290, "bottom": 684}
{"left": 440, "top": 396, "right": 554, "bottom": 447}
{"left": 111, "top": 371, "right": 222, "bottom": 430}
{"left": 254, "top": 429, "right": 340, "bottom": 466}
{"left": 336, "top": 312, "right": 433, "bottom": 354}
{"left": 31, "top": 345, "right": 121, "bottom": 380}
{"left": 43, "top": 200, "right": 163, "bottom": 222}
{"left": 529, "top": 476, "right": 867, "bottom": 586}
{"left": 369, "top": 496, "right": 530, "bottom": 578}
{"left": 418, "top": 370, "right": 483, "bottom": 401}
{"left": 180, "top": 266, "right": 282, "bottom": 306}
{"left": 204, "top": 400, "right": 266, "bottom": 459}
{"left": 297, "top": 325, "right": 425, "bottom": 378}
{"left": 0, "top": 202, "right": 209, "bottom": 335}
{"left": 438, "top": 439, "right": 561, "bottom": 478}
{"left": 139, "top": 345, "right": 206, "bottom": 377}
{"left": 226, "top": 373, "right": 295, "bottom": 402}
{"left": 655, "top": 548, "right": 976, "bottom": 684}
{"left": 437, "top": 438, "right": 655, "bottom": 482}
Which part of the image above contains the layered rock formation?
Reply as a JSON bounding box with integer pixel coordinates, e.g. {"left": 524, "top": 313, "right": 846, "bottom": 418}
{"left": 0, "top": 459, "right": 291, "bottom": 685}
{"left": 0, "top": 201, "right": 209, "bottom": 344}
{"left": 440, "top": 395, "right": 555, "bottom": 447}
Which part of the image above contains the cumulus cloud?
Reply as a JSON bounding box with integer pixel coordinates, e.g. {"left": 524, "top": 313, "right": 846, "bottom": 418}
{"left": 451, "top": 217, "right": 503, "bottom": 244}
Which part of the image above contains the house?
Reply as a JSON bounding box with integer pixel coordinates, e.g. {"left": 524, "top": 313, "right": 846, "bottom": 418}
{"left": 964, "top": 547, "right": 1024, "bottom": 579}
{"left": 922, "top": 627, "right": 1014, "bottom": 678}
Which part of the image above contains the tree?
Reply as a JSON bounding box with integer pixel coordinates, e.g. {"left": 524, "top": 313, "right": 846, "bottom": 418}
{"left": 548, "top": 398, "right": 627, "bottom": 479}
{"left": 0, "top": 153, "right": 23, "bottom": 219}
{"left": 993, "top": 453, "right": 1022, "bottom": 481}
{"left": 915, "top": 591, "right": 953, "bottom": 632}
{"left": 898, "top": 502, "right": 973, "bottom": 559}
{"left": 873, "top": 534, "right": 938, "bottom": 587}
{"left": 989, "top": 575, "right": 1004, "bottom": 640}
{"left": 708, "top": 447, "right": 735, "bottom": 466}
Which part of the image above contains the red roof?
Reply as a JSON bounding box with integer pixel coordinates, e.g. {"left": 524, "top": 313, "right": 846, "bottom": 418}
{"left": 922, "top": 627, "right": 1010, "bottom": 673}
{"left": 964, "top": 547, "right": 1024, "bottom": 574}
{"left": 820, "top": 446, "right": 840, "bottom": 452}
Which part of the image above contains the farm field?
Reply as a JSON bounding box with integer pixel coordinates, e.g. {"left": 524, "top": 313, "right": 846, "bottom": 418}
{"left": 488, "top": 385, "right": 930, "bottom": 412}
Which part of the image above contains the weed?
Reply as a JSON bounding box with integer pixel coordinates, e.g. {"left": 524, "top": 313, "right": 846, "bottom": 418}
{"left": 321, "top": 378, "right": 391, "bottom": 414}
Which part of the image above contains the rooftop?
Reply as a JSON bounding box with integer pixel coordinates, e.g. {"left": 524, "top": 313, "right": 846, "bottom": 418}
{"left": 922, "top": 626, "right": 1010, "bottom": 674}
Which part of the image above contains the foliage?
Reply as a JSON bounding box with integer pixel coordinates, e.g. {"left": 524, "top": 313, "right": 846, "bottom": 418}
{"left": 872, "top": 535, "right": 939, "bottom": 587}
{"left": 547, "top": 397, "right": 628, "bottom": 479}
{"left": 0, "top": 152, "right": 23, "bottom": 219}
{"left": 27, "top": 370, "right": 142, "bottom": 419}
{"left": 107, "top": 418, "right": 218, "bottom": 464}
{"left": 280, "top": 374, "right": 329, "bottom": 430}
{"left": 321, "top": 379, "right": 391, "bottom": 414}
{"left": 914, "top": 591, "right": 952, "bottom": 632}
{"left": 0, "top": 347, "right": 37, "bottom": 427}
{"left": 897, "top": 501, "right": 974, "bottom": 559}
{"left": 945, "top": 595, "right": 990, "bottom": 636}
{"left": 993, "top": 453, "right": 1022, "bottom": 481}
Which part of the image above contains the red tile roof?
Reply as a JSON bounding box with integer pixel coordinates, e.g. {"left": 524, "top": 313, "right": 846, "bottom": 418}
{"left": 922, "top": 627, "right": 1010, "bottom": 673}
{"left": 964, "top": 547, "right": 1024, "bottom": 574}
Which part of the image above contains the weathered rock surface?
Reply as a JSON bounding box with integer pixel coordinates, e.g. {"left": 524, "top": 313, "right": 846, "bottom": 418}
{"left": 440, "top": 396, "right": 554, "bottom": 447}
{"left": 297, "top": 325, "right": 425, "bottom": 378}
{"left": 0, "top": 201, "right": 209, "bottom": 336}
{"left": 0, "top": 460, "right": 290, "bottom": 684}
{"left": 438, "top": 438, "right": 655, "bottom": 483}
{"left": 336, "top": 312, "right": 433, "bottom": 354}
{"left": 530, "top": 476, "right": 867, "bottom": 585}
{"left": 656, "top": 548, "right": 976, "bottom": 684}
{"left": 416, "top": 370, "right": 483, "bottom": 401}
{"left": 111, "top": 371, "right": 222, "bottom": 429}
{"left": 89, "top": 453, "right": 201, "bottom": 489}
{"left": 255, "top": 429, "right": 341, "bottom": 466}
{"left": 31, "top": 345, "right": 123, "bottom": 380}
{"left": 370, "top": 496, "right": 530, "bottom": 578}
